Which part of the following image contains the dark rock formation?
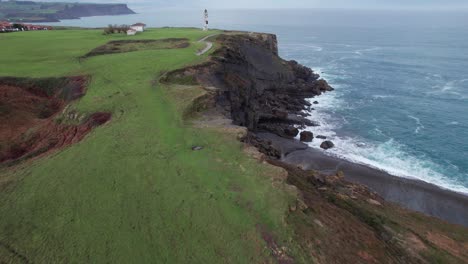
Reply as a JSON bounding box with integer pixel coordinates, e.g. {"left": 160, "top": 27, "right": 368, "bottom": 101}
{"left": 316, "top": 135, "right": 327, "bottom": 140}
{"left": 300, "top": 131, "right": 313, "bottom": 142}
{"left": 253, "top": 133, "right": 308, "bottom": 158}
{"left": 56, "top": 4, "right": 135, "bottom": 20}
{"left": 284, "top": 127, "right": 299, "bottom": 138}
{"left": 320, "top": 141, "right": 335, "bottom": 150}
{"left": 0, "top": 2, "right": 135, "bottom": 23}
{"left": 191, "top": 146, "right": 204, "bottom": 151}
{"left": 164, "top": 33, "right": 333, "bottom": 139}
{"left": 244, "top": 133, "right": 281, "bottom": 159}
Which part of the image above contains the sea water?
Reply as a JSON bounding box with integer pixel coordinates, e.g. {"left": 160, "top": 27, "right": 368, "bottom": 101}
{"left": 40, "top": 8, "right": 468, "bottom": 193}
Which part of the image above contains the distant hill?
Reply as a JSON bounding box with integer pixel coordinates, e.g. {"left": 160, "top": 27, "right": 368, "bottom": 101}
{"left": 0, "top": 1, "right": 135, "bottom": 22}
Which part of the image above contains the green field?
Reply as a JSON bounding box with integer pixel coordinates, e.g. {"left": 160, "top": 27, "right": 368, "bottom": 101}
{"left": 0, "top": 29, "right": 302, "bottom": 263}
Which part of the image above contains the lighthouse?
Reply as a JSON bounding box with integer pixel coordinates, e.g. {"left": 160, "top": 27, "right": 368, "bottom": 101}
{"left": 203, "top": 9, "right": 209, "bottom": 31}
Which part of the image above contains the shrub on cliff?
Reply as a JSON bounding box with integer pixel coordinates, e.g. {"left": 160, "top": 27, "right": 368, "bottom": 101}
{"left": 103, "top": 24, "right": 129, "bottom": 35}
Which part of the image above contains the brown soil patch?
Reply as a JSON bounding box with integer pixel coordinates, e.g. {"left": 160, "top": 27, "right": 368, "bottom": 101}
{"left": 268, "top": 160, "right": 424, "bottom": 264}
{"left": 357, "top": 251, "right": 378, "bottom": 263}
{"left": 0, "top": 76, "right": 111, "bottom": 166}
{"left": 406, "top": 233, "right": 427, "bottom": 253}
{"left": 83, "top": 38, "right": 190, "bottom": 58}
{"left": 426, "top": 232, "right": 468, "bottom": 259}
{"left": 257, "top": 225, "right": 295, "bottom": 264}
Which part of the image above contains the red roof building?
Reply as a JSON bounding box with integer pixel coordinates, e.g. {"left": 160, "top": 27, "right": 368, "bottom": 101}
{"left": 0, "top": 21, "right": 12, "bottom": 30}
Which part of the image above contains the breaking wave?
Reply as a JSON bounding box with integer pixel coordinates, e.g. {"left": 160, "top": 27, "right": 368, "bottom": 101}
{"left": 300, "top": 84, "right": 468, "bottom": 195}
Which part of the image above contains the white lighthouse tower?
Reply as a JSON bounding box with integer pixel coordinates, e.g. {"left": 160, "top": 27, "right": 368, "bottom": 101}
{"left": 203, "top": 9, "right": 209, "bottom": 31}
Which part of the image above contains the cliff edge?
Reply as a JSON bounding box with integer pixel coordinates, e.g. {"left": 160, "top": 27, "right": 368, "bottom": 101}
{"left": 165, "top": 32, "right": 468, "bottom": 263}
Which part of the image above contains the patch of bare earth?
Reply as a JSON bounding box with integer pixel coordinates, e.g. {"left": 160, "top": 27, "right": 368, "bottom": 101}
{"left": 426, "top": 232, "right": 468, "bottom": 259}
{"left": 0, "top": 76, "right": 111, "bottom": 166}
{"left": 257, "top": 225, "right": 295, "bottom": 264}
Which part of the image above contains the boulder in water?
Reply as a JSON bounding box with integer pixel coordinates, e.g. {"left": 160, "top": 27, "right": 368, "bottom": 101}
{"left": 300, "top": 131, "right": 314, "bottom": 142}
{"left": 284, "top": 126, "right": 299, "bottom": 138}
{"left": 320, "top": 141, "right": 335, "bottom": 150}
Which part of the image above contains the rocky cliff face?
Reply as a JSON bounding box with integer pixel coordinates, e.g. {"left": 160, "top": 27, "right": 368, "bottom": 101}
{"left": 56, "top": 4, "right": 135, "bottom": 19}
{"left": 166, "top": 33, "right": 333, "bottom": 138}
{"left": 165, "top": 33, "right": 468, "bottom": 263}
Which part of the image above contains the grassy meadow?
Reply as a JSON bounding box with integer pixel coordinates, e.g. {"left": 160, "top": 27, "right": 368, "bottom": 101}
{"left": 0, "top": 29, "right": 302, "bottom": 263}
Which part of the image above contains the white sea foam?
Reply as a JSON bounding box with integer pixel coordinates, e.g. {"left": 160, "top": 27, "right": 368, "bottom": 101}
{"left": 300, "top": 44, "right": 323, "bottom": 52}
{"left": 301, "top": 79, "right": 468, "bottom": 195}
{"left": 372, "top": 94, "right": 396, "bottom": 99}
{"left": 282, "top": 43, "right": 323, "bottom": 52}
{"left": 408, "top": 115, "right": 425, "bottom": 134}
{"left": 354, "top": 46, "right": 381, "bottom": 56}
{"left": 428, "top": 78, "right": 468, "bottom": 98}
{"left": 442, "top": 81, "right": 456, "bottom": 92}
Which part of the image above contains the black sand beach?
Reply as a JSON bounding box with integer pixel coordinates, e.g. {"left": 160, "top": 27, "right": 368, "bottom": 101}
{"left": 257, "top": 132, "right": 468, "bottom": 227}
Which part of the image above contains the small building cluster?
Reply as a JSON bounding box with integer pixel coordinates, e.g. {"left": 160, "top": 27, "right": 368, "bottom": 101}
{"left": 127, "top": 22, "right": 146, "bottom": 36}
{"left": 0, "top": 21, "right": 52, "bottom": 33}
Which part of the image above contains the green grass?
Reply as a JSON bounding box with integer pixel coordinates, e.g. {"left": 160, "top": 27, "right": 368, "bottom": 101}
{"left": 83, "top": 38, "right": 190, "bottom": 58}
{"left": 0, "top": 28, "right": 302, "bottom": 263}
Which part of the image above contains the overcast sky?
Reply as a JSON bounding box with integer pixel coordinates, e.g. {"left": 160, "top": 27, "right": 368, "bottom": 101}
{"left": 36, "top": 0, "right": 468, "bottom": 9}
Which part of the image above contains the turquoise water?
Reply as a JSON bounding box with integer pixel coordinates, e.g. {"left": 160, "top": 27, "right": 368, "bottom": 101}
{"left": 279, "top": 25, "right": 468, "bottom": 193}
{"left": 41, "top": 8, "right": 468, "bottom": 193}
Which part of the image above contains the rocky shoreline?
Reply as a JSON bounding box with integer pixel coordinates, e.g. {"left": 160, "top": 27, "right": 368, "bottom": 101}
{"left": 167, "top": 32, "right": 468, "bottom": 227}
{"left": 256, "top": 132, "right": 468, "bottom": 227}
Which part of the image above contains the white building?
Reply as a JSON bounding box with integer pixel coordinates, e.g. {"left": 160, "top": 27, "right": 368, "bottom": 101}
{"left": 130, "top": 23, "right": 146, "bottom": 32}
{"left": 127, "top": 29, "right": 137, "bottom": 36}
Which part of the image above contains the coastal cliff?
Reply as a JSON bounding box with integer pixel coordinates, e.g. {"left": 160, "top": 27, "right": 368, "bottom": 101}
{"left": 0, "top": 1, "right": 135, "bottom": 23}
{"left": 55, "top": 4, "right": 136, "bottom": 20}
{"left": 167, "top": 33, "right": 333, "bottom": 139}
{"left": 0, "top": 27, "right": 467, "bottom": 263}
{"left": 166, "top": 32, "right": 468, "bottom": 263}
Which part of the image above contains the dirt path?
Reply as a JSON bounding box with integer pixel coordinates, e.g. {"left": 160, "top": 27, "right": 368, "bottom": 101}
{"left": 196, "top": 34, "right": 217, "bottom": 56}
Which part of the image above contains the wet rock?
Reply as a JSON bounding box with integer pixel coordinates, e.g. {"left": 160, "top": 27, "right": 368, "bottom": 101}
{"left": 315, "top": 79, "right": 334, "bottom": 92}
{"left": 192, "top": 146, "right": 204, "bottom": 151}
{"left": 255, "top": 132, "right": 308, "bottom": 157}
{"left": 244, "top": 133, "right": 281, "bottom": 158}
{"left": 367, "top": 199, "right": 382, "bottom": 206}
{"left": 313, "top": 101, "right": 319, "bottom": 104}
{"left": 284, "top": 126, "right": 299, "bottom": 138}
{"left": 320, "top": 141, "right": 335, "bottom": 150}
{"left": 316, "top": 135, "right": 327, "bottom": 140}
{"left": 286, "top": 114, "right": 317, "bottom": 127}
{"left": 272, "top": 109, "right": 288, "bottom": 119}
{"left": 300, "top": 131, "right": 314, "bottom": 142}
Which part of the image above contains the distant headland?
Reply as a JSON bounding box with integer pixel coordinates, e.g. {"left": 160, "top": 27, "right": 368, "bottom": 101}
{"left": 0, "top": 1, "right": 135, "bottom": 23}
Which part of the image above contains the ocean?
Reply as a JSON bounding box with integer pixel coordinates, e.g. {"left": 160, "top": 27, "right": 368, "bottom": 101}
{"left": 40, "top": 8, "right": 468, "bottom": 194}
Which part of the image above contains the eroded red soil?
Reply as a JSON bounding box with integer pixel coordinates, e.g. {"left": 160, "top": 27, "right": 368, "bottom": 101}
{"left": 0, "top": 77, "right": 110, "bottom": 165}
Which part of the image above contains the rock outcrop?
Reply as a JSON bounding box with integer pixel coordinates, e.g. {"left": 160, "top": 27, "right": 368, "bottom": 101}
{"left": 320, "top": 140, "right": 335, "bottom": 150}
{"left": 300, "top": 131, "right": 313, "bottom": 142}
{"left": 56, "top": 4, "right": 135, "bottom": 19}
{"left": 0, "top": 2, "right": 135, "bottom": 23}
{"left": 164, "top": 33, "right": 333, "bottom": 139}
